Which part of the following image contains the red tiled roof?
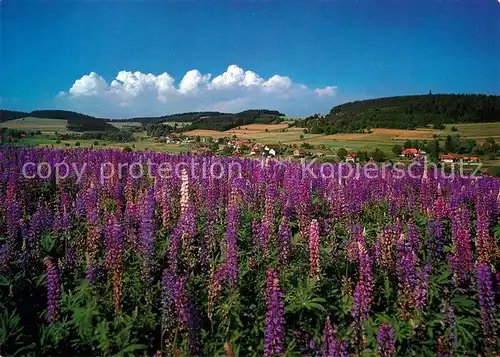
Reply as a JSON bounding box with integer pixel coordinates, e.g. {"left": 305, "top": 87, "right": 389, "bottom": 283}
{"left": 402, "top": 148, "right": 418, "bottom": 154}
{"left": 440, "top": 154, "right": 458, "bottom": 160}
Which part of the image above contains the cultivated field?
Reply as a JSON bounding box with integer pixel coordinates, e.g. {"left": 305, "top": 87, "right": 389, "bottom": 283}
{"left": 3, "top": 117, "right": 500, "bottom": 160}
{"left": 187, "top": 122, "right": 500, "bottom": 153}
{"left": 444, "top": 122, "right": 500, "bottom": 142}
{"left": 108, "top": 121, "right": 142, "bottom": 129}
{"left": 2, "top": 117, "right": 68, "bottom": 132}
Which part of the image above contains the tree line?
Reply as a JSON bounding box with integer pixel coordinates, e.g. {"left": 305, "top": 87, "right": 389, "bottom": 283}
{"left": 295, "top": 94, "right": 500, "bottom": 134}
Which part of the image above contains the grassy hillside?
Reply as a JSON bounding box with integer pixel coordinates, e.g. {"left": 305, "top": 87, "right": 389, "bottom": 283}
{"left": 1, "top": 110, "right": 117, "bottom": 132}
{"left": 2, "top": 109, "right": 285, "bottom": 133}
{"left": 144, "top": 109, "right": 285, "bottom": 137}
{"left": 296, "top": 94, "right": 500, "bottom": 133}
{"left": 1, "top": 117, "right": 68, "bottom": 132}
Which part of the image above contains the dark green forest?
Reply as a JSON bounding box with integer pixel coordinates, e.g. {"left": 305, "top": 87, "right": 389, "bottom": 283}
{"left": 182, "top": 109, "right": 285, "bottom": 131}
{"left": 295, "top": 94, "right": 500, "bottom": 134}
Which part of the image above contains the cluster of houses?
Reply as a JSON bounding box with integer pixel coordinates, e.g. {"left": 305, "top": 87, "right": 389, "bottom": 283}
{"left": 399, "top": 148, "right": 427, "bottom": 159}
{"left": 399, "top": 148, "right": 479, "bottom": 164}
{"left": 155, "top": 136, "right": 183, "bottom": 144}
{"left": 439, "top": 153, "right": 479, "bottom": 163}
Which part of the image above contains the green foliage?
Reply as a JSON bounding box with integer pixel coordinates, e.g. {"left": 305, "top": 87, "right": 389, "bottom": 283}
{"left": 370, "top": 148, "right": 386, "bottom": 162}
{"left": 337, "top": 148, "right": 348, "bottom": 161}
{"left": 487, "top": 166, "right": 500, "bottom": 177}
{"left": 0, "top": 310, "right": 35, "bottom": 356}
{"left": 286, "top": 279, "right": 327, "bottom": 315}
{"left": 294, "top": 94, "right": 500, "bottom": 133}
{"left": 392, "top": 144, "right": 403, "bottom": 156}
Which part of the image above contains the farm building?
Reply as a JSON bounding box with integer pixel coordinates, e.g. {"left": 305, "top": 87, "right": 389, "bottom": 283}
{"left": 439, "top": 153, "right": 459, "bottom": 163}
{"left": 191, "top": 147, "right": 211, "bottom": 155}
{"left": 293, "top": 149, "right": 306, "bottom": 158}
{"left": 263, "top": 146, "right": 277, "bottom": 157}
{"left": 462, "top": 156, "right": 479, "bottom": 163}
{"left": 250, "top": 143, "right": 264, "bottom": 155}
{"left": 228, "top": 139, "right": 251, "bottom": 149}
{"left": 345, "top": 153, "right": 357, "bottom": 163}
{"left": 400, "top": 148, "right": 419, "bottom": 159}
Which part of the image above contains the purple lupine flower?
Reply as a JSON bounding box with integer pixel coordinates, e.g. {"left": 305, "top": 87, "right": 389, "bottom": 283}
{"left": 104, "top": 213, "right": 124, "bottom": 271}
{"left": 438, "top": 300, "right": 455, "bottom": 356}
{"left": 427, "top": 219, "right": 444, "bottom": 263}
{"left": 450, "top": 206, "right": 473, "bottom": 284}
{"left": 309, "top": 219, "right": 320, "bottom": 280}
{"left": 477, "top": 263, "right": 498, "bottom": 352}
{"left": 75, "top": 190, "right": 86, "bottom": 219}
{"left": 320, "top": 316, "right": 337, "bottom": 357}
{"left": 161, "top": 268, "right": 176, "bottom": 331}
{"left": 167, "top": 226, "right": 182, "bottom": 274}
{"left": 434, "top": 184, "right": 447, "bottom": 219}
{"left": 297, "top": 183, "right": 311, "bottom": 237}
{"left": 352, "top": 237, "right": 374, "bottom": 323}
{"left": 377, "top": 323, "right": 396, "bottom": 357}
{"left": 6, "top": 200, "right": 21, "bottom": 242}
{"left": 264, "top": 268, "right": 285, "bottom": 357}
{"left": 475, "top": 212, "right": 495, "bottom": 264}
{"left": 396, "top": 233, "right": 417, "bottom": 310}
{"left": 407, "top": 219, "right": 420, "bottom": 252}
{"left": 44, "top": 257, "right": 61, "bottom": 323}
{"left": 374, "top": 225, "right": 397, "bottom": 269}
{"left": 208, "top": 265, "right": 226, "bottom": 320}
{"left": 225, "top": 203, "right": 240, "bottom": 289}
{"left": 186, "top": 298, "right": 202, "bottom": 357}
{"left": 179, "top": 203, "right": 197, "bottom": 250}
{"left": 104, "top": 212, "right": 125, "bottom": 313}
{"left": 139, "top": 187, "right": 156, "bottom": 276}
{"left": 496, "top": 273, "right": 500, "bottom": 299}
{"left": 346, "top": 225, "right": 363, "bottom": 263}
{"left": 173, "top": 275, "right": 188, "bottom": 325}
{"left": 294, "top": 330, "right": 317, "bottom": 357}
{"left": 415, "top": 264, "right": 431, "bottom": 308}
{"left": 0, "top": 244, "right": 12, "bottom": 274}
{"left": 339, "top": 340, "right": 349, "bottom": 357}
{"left": 85, "top": 225, "right": 102, "bottom": 282}
{"left": 59, "top": 190, "right": 72, "bottom": 232}
{"left": 277, "top": 216, "right": 292, "bottom": 265}
{"left": 351, "top": 236, "right": 374, "bottom": 351}
{"left": 256, "top": 184, "right": 277, "bottom": 257}
{"left": 61, "top": 247, "right": 77, "bottom": 275}
{"left": 200, "top": 181, "right": 217, "bottom": 267}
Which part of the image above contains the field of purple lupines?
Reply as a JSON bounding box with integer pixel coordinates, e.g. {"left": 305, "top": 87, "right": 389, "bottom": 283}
{"left": 0, "top": 147, "right": 499, "bottom": 357}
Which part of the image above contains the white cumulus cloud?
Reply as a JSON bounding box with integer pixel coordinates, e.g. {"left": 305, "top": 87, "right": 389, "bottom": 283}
{"left": 179, "top": 69, "right": 211, "bottom": 94}
{"left": 314, "top": 86, "right": 338, "bottom": 97}
{"left": 59, "top": 65, "right": 338, "bottom": 117}
{"left": 69, "top": 72, "right": 108, "bottom": 97}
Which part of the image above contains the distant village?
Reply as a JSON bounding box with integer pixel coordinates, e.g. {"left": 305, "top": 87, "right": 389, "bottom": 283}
{"left": 398, "top": 147, "right": 479, "bottom": 164}
{"left": 154, "top": 134, "right": 481, "bottom": 164}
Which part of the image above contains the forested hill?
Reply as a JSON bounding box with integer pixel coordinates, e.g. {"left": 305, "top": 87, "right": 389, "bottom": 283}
{"left": 1, "top": 109, "right": 285, "bottom": 132}
{"left": 0, "top": 110, "right": 117, "bottom": 132}
{"left": 182, "top": 109, "right": 285, "bottom": 131}
{"left": 296, "top": 94, "right": 500, "bottom": 134}
{"left": 125, "top": 109, "right": 285, "bottom": 129}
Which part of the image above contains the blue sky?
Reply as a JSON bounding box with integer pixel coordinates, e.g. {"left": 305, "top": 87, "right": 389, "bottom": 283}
{"left": 1, "top": 0, "right": 499, "bottom": 118}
